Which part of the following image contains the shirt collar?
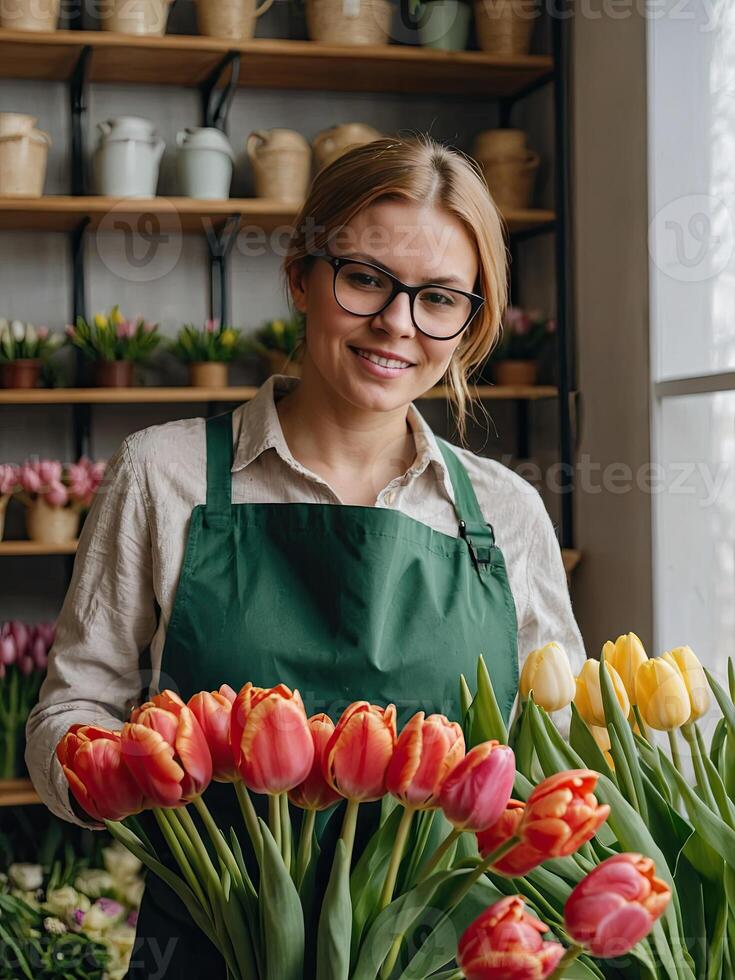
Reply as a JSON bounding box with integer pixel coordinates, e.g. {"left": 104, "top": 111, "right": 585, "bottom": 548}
{"left": 231, "top": 374, "right": 456, "bottom": 504}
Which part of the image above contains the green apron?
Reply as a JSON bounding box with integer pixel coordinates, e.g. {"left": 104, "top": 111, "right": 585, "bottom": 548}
{"left": 125, "top": 406, "right": 518, "bottom": 979}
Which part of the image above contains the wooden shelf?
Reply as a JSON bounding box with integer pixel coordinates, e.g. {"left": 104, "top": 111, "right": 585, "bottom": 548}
{"left": 0, "top": 384, "right": 559, "bottom": 404}
{"left": 0, "top": 540, "right": 78, "bottom": 555}
{"left": 0, "top": 778, "right": 42, "bottom": 806}
{"left": 0, "top": 196, "right": 555, "bottom": 236}
{"left": 0, "top": 29, "right": 553, "bottom": 97}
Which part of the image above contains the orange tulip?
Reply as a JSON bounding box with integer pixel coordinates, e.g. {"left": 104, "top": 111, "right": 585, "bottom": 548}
{"left": 519, "top": 769, "right": 610, "bottom": 858}
{"left": 56, "top": 724, "right": 147, "bottom": 822}
{"left": 121, "top": 689, "right": 213, "bottom": 807}
{"left": 323, "top": 701, "right": 397, "bottom": 802}
{"left": 288, "top": 713, "right": 343, "bottom": 810}
{"left": 476, "top": 799, "right": 547, "bottom": 877}
{"left": 188, "top": 685, "right": 238, "bottom": 782}
{"left": 437, "top": 740, "right": 516, "bottom": 832}
{"left": 457, "top": 895, "right": 564, "bottom": 979}
{"left": 385, "top": 711, "right": 465, "bottom": 809}
{"left": 230, "top": 682, "right": 314, "bottom": 794}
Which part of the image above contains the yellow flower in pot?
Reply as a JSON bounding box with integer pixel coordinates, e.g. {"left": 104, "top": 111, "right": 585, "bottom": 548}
{"left": 168, "top": 319, "right": 244, "bottom": 388}
{"left": 249, "top": 311, "right": 306, "bottom": 380}
{"left": 66, "top": 306, "right": 161, "bottom": 388}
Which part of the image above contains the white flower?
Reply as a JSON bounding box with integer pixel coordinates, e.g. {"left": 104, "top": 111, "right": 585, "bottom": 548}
{"left": 83, "top": 898, "right": 125, "bottom": 932}
{"left": 10, "top": 319, "right": 25, "bottom": 342}
{"left": 75, "top": 868, "right": 114, "bottom": 899}
{"left": 102, "top": 842, "right": 143, "bottom": 881}
{"left": 25, "top": 322, "right": 37, "bottom": 345}
{"left": 8, "top": 863, "right": 43, "bottom": 891}
{"left": 44, "top": 885, "right": 90, "bottom": 919}
{"left": 122, "top": 878, "right": 144, "bottom": 908}
{"left": 43, "top": 916, "right": 67, "bottom": 935}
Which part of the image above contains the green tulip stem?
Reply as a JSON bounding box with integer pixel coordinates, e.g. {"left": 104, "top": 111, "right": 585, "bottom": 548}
{"left": 268, "top": 793, "right": 282, "bottom": 851}
{"left": 154, "top": 807, "right": 209, "bottom": 911}
{"left": 666, "top": 730, "right": 683, "bottom": 809}
{"left": 279, "top": 792, "right": 293, "bottom": 874}
{"left": 632, "top": 703, "right": 652, "bottom": 742}
{"left": 416, "top": 826, "right": 461, "bottom": 883}
{"left": 234, "top": 780, "right": 263, "bottom": 861}
{"left": 193, "top": 795, "right": 243, "bottom": 886}
{"left": 340, "top": 798, "right": 361, "bottom": 861}
{"left": 681, "top": 722, "right": 718, "bottom": 811}
{"left": 378, "top": 805, "right": 415, "bottom": 911}
{"left": 548, "top": 944, "right": 584, "bottom": 980}
{"left": 295, "top": 808, "right": 316, "bottom": 890}
{"left": 176, "top": 804, "right": 222, "bottom": 891}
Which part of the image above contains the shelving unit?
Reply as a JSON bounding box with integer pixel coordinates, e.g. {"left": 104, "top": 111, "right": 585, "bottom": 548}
{"left": 1, "top": 17, "right": 578, "bottom": 805}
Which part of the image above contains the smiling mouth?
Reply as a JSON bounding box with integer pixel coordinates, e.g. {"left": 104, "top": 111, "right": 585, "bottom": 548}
{"left": 349, "top": 347, "right": 415, "bottom": 369}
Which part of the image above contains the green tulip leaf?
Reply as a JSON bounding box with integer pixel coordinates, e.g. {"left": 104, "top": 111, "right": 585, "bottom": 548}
{"left": 464, "top": 654, "right": 508, "bottom": 748}
{"left": 599, "top": 652, "right": 648, "bottom": 822}
{"left": 569, "top": 704, "right": 615, "bottom": 781}
{"left": 349, "top": 802, "right": 405, "bottom": 956}
{"left": 317, "top": 838, "right": 352, "bottom": 980}
{"left": 257, "top": 816, "right": 305, "bottom": 980}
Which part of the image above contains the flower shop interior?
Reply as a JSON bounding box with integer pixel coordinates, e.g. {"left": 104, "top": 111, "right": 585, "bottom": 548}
{"left": 1, "top": 0, "right": 733, "bottom": 978}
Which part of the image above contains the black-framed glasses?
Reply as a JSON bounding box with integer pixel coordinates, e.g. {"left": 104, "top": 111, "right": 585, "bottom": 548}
{"left": 313, "top": 251, "right": 485, "bottom": 340}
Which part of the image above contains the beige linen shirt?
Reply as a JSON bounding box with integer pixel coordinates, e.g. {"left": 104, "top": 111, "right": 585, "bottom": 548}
{"left": 25, "top": 374, "right": 586, "bottom": 827}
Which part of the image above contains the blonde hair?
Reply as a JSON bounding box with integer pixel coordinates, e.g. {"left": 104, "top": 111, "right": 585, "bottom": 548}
{"left": 281, "top": 133, "right": 509, "bottom": 443}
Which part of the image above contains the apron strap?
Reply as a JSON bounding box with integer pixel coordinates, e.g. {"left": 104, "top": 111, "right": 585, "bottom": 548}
{"left": 436, "top": 437, "right": 496, "bottom": 564}
{"left": 204, "top": 410, "right": 234, "bottom": 529}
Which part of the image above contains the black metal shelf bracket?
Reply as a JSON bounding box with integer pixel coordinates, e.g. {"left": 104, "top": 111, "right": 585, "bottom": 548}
{"left": 201, "top": 51, "right": 241, "bottom": 132}
{"left": 207, "top": 214, "right": 241, "bottom": 326}
{"left": 70, "top": 46, "right": 92, "bottom": 197}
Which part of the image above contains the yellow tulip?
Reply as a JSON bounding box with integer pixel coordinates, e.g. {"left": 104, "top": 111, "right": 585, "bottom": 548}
{"left": 519, "top": 641, "right": 576, "bottom": 712}
{"left": 635, "top": 657, "right": 691, "bottom": 731}
{"left": 663, "top": 646, "right": 710, "bottom": 723}
{"left": 590, "top": 724, "right": 615, "bottom": 770}
{"left": 110, "top": 306, "right": 125, "bottom": 325}
{"left": 603, "top": 632, "right": 648, "bottom": 704}
{"left": 93, "top": 313, "right": 108, "bottom": 330}
{"left": 220, "top": 329, "right": 237, "bottom": 348}
{"left": 574, "top": 658, "right": 630, "bottom": 728}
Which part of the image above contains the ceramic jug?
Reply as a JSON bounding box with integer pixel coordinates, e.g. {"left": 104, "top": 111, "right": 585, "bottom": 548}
{"left": 176, "top": 127, "right": 235, "bottom": 199}
{"left": 246, "top": 128, "right": 311, "bottom": 203}
{"left": 93, "top": 116, "right": 165, "bottom": 197}
{"left": 312, "top": 122, "right": 383, "bottom": 171}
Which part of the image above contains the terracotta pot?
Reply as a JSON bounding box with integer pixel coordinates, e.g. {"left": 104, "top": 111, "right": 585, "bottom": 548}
{"left": 0, "top": 494, "right": 10, "bottom": 541}
{"left": 94, "top": 360, "right": 134, "bottom": 387}
{"left": 189, "top": 361, "right": 229, "bottom": 387}
{"left": 264, "top": 349, "right": 300, "bottom": 378}
{"left": 25, "top": 498, "right": 80, "bottom": 545}
{"left": 0, "top": 359, "right": 42, "bottom": 389}
{"left": 490, "top": 359, "right": 538, "bottom": 386}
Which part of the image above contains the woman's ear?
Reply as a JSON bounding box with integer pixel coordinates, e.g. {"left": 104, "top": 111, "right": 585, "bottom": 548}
{"left": 288, "top": 261, "right": 308, "bottom": 314}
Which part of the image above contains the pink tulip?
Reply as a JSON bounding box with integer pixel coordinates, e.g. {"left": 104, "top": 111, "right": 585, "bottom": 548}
{"left": 385, "top": 711, "right": 465, "bottom": 810}
{"left": 38, "top": 460, "right": 62, "bottom": 484}
{"left": 519, "top": 770, "right": 610, "bottom": 859}
{"left": 7, "top": 621, "right": 29, "bottom": 658}
{"left": 476, "top": 799, "right": 547, "bottom": 877}
{"left": 30, "top": 635, "right": 48, "bottom": 670}
{"left": 0, "top": 635, "right": 17, "bottom": 667}
{"left": 457, "top": 895, "right": 564, "bottom": 980}
{"left": 0, "top": 464, "right": 18, "bottom": 495}
{"left": 204, "top": 318, "right": 220, "bottom": 333}
{"left": 188, "top": 685, "right": 239, "bottom": 782}
{"left": 564, "top": 853, "right": 671, "bottom": 958}
{"left": 437, "top": 740, "right": 516, "bottom": 832}
{"left": 288, "top": 713, "right": 342, "bottom": 811}
{"left": 36, "top": 325, "right": 49, "bottom": 339}
{"left": 18, "top": 464, "right": 42, "bottom": 494}
{"left": 46, "top": 481, "right": 69, "bottom": 507}
{"left": 19, "top": 655, "right": 34, "bottom": 676}
{"left": 323, "top": 701, "right": 397, "bottom": 802}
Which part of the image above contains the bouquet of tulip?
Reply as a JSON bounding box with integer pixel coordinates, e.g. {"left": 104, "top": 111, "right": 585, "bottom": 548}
{"left": 168, "top": 319, "right": 243, "bottom": 363}
{"left": 516, "top": 636, "right": 735, "bottom": 979}
{"left": 14, "top": 457, "right": 106, "bottom": 511}
{"left": 491, "top": 306, "right": 556, "bottom": 362}
{"left": 54, "top": 657, "right": 677, "bottom": 979}
{"left": 1, "top": 620, "right": 54, "bottom": 778}
{"left": 66, "top": 307, "right": 161, "bottom": 363}
{"left": 0, "top": 319, "right": 66, "bottom": 362}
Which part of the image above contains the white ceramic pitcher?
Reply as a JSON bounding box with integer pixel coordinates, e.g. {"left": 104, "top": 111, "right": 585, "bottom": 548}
{"left": 93, "top": 116, "right": 165, "bottom": 197}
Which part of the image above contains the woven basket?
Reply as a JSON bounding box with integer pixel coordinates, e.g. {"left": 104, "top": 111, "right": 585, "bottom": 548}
{"left": 25, "top": 498, "right": 81, "bottom": 546}
{"left": 247, "top": 132, "right": 312, "bottom": 203}
{"left": 305, "top": 0, "right": 391, "bottom": 45}
{"left": 473, "top": 0, "right": 538, "bottom": 54}
{"left": 481, "top": 150, "right": 539, "bottom": 209}
{"left": 0, "top": 0, "right": 60, "bottom": 30}
{"left": 98, "top": 0, "right": 172, "bottom": 35}
{"left": 196, "top": 0, "right": 275, "bottom": 40}
{"left": 0, "top": 129, "right": 50, "bottom": 197}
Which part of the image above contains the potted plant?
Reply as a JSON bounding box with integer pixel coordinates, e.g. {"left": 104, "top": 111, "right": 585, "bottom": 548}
{"left": 0, "top": 620, "right": 54, "bottom": 779}
{"left": 408, "top": 0, "right": 472, "bottom": 51}
{"left": 66, "top": 306, "right": 161, "bottom": 387}
{"left": 486, "top": 305, "right": 556, "bottom": 386}
{"left": 249, "top": 311, "right": 305, "bottom": 379}
{"left": 14, "top": 457, "right": 106, "bottom": 545}
{"left": 0, "top": 319, "right": 66, "bottom": 389}
{"left": 0, "top": 464, "right": 18, "bottom": 541}
{"left": 168, "top": 318, "right": 243, "bottom": 388}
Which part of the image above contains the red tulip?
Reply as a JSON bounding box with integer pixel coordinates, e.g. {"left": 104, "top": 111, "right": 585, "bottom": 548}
{"left": 288, "top": 713, "right": 342, "bottom": 810}
{"left": 519, "top": 770, "right": 610, "bottom": 858}
{"left": 457, "top": 895, "right": 564, "bottom": 980}
{"left": 385, "top": 712, "right": 465, "bottom": 809}
{"left": 323, "top": 701, "right": 397, "bottom": 802}
{"left": 188, "top": 685, "right": 238, "bottom": 782}
{"left": 564, "top": 853, "right": 671, "bottom": 957}
{"left": 230, "top": 682, "right": 314, "bottom": 794}
{"left": 56, "top": 724, "right": 147, "bottom": 822}
{"left": 476, "top": 800, "right": 547, "bottom": 877}
{"left": 121, "top": 689, "right": 212, "bottom": 807}
{"left": 437, "top": 740, "right": 516, "bottom": 832}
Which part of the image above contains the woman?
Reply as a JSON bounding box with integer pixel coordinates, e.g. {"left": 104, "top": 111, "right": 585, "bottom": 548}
{"left": 25, "top": 135, "right": 585, "bottom": 977}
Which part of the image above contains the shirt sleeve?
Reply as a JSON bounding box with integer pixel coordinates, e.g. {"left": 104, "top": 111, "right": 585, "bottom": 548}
{"left": 24, "top": 432, "right": 158, "bottom": 829}
{"left": 517, "top": 504, "right": 587, "bottom": 737}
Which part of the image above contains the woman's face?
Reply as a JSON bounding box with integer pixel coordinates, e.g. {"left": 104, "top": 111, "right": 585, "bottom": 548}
{"left": 289, "top": 199, "right": 481, "bottom": 414}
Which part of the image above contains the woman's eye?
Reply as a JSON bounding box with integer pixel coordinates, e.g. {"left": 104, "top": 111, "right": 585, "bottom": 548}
{"left": 349, "top": 273, "right": 383, "bottom": 288}
{"left": 422, "top": 291, "right": 455, "bottom": 306}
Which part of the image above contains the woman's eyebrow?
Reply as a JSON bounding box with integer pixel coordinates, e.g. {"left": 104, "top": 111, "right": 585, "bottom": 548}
{"left": 347, "top": 251, "right": 466, "bottom": 287}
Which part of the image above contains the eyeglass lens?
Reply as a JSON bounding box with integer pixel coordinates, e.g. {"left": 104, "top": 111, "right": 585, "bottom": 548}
{"left": 334, "top": 260, "right": 473, "bottom": 338}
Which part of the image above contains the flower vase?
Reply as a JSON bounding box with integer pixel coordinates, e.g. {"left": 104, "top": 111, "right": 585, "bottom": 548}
{"left": 94, "top": 360, "right": 134, "bottom": 387}
{"left": 189, "top": 361, "right": 229, "bottom": 387}
{"left": 0, "top": 358, "right": 43, "bottom": 389}
{"left": 490, "top": 359, "right": 539, "bottom": 386}
{"left": 25, "top": 497, "right": 81, "bottom": 545}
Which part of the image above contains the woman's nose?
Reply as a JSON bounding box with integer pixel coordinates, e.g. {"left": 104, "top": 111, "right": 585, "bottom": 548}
{"left": 372, "top": 290, "right": 416, "bottom": 336}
